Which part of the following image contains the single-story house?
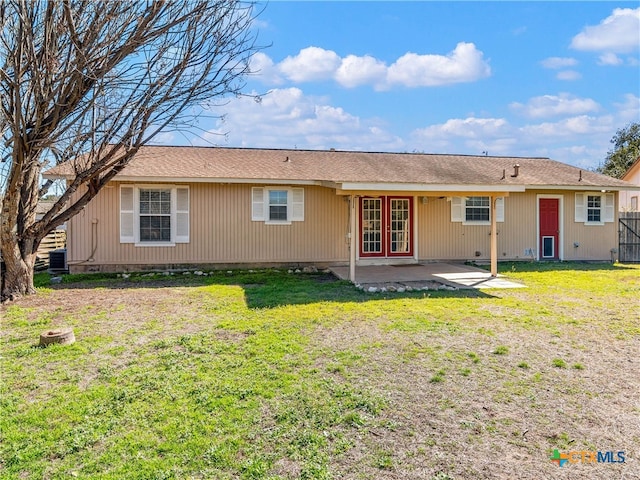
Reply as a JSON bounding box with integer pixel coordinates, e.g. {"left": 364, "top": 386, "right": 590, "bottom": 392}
{"left": 619, "top": 156, "right": 640, "bottom": 212}
{"left": 44, "top": 146, "right": 636, "bottom": 279}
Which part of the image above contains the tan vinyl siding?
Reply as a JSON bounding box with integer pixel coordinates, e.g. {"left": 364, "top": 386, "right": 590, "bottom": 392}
{"left": 417, "top": 191, "right": 617, "bottom": 262}
{"left": 68, "top": 182, "right": 349, "bottom": 268}
{"left": 620, "top": 162, "right": 640, "bottom": 212}
{"left": 561, "top": 191, "right": 618, "bottom": 261}
{"left": 417, "top": 196, "right": 483, "bottom": 260}
{"left": 67, "top": 183, "right": 619, "bottom": 271}
{"left": 417, "top": 193, "right": 537, "bottom": 261}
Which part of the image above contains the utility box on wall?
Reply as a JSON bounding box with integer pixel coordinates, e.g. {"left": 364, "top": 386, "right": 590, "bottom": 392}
{"left": 49, "top": 249, "right": 68, "bottom": 273}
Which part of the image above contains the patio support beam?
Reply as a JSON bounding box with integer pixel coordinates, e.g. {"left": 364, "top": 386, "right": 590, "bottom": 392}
{"left": 490, "top": 195, "right": 498, "bottom": 277}
{"left": 349, "top": 195, "right": 357, "bottom": 282}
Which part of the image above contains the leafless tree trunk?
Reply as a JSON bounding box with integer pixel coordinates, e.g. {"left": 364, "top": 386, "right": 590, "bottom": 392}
{"left": 0, "top": 0, "right": 260, "bottom": 300}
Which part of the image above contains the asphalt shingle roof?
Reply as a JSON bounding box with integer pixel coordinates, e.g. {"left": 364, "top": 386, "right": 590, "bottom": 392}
{"left": 44, "top": 145, "right": 634, "bottom": 189}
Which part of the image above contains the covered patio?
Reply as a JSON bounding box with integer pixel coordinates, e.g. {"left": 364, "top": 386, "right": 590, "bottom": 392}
{"left": 330, "top": 262, "right": 525, "bottom": 290}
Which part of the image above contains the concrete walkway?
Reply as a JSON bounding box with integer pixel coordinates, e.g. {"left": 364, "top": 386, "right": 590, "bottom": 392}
{"left": 330, "top": 263, "right": 525, "bottom": 289}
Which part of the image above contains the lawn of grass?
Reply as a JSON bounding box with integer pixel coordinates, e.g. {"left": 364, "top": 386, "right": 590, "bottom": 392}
{"left": 1, "top": 263, "right": 639, "bottom": 479}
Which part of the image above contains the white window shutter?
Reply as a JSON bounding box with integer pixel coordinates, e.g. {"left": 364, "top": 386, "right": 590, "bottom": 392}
{"left": 291, "top": 188, "right": 304, "bottom": 221}
{"left": 120, "top": 185, "right": 135, "bottom": 243}
{"left": 451, "top": 197, "right": 463, "bottom": 222}
{"left": 604, "top": 193, "right": 615, "bottom": 222}
{"left": 175, "top": 187, "right": 190, "bottom": 243}
{"left": 575, "top": 193, "right": 585, "bottom": 222}
{"left": 252, "top": 187, "right": 264, "bottom": 221}
{"left": 496, "top": 197, "right": 505, "bottom": 223}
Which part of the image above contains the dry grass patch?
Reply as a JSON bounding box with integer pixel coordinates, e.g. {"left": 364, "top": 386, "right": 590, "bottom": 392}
{"left": 316, "top": 323, "right": 639, "bottom": 479}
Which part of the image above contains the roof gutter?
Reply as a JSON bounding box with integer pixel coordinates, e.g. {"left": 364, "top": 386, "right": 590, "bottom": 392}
{"left": 527, "top": 184, "right": 638, "bottom": 191}
{"left": 112, "top": 176, "right": 323, "bottom": 186}
{"left": 337, "top": 182, "right": 526, "bottom": 192}
{"left": 40, "top": 174, "right": 634, "bottom": 192}
{"left": 40, "top": 173, "right": 324, "bottom": 186}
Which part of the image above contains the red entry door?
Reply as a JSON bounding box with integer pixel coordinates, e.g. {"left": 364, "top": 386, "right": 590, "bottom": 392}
{"left": 539, "top": 198, "right": 559, "bottom": 260}
{"left": 360, "top": 196, "right": 413, "bottom": 258}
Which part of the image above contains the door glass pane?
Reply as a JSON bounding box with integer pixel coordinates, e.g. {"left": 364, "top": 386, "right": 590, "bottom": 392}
{"left": 542, "top": 236, "right": 554, "bottom": 258}
{"left": 390, "top": 199, "right": 410, "bottom": 253}
{"left": 362, "top": 199, "right": 382, "bottom": 253}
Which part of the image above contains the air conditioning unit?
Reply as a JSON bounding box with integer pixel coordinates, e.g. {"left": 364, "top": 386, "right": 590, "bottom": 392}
{"left": 49, "top": 249, "right": 68, "bottom": 273}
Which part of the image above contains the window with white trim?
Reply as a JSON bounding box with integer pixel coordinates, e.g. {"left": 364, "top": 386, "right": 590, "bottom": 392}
{"left": 252, "top": 187, "right": 304, "bottom": 224}
{"left": 120, "top": 185, "right": 189, "bottom": 245}
{"left": 465, "top": 196, "right": 490, "bottom": 222}
{"left": 268, "top": 190, "right": 288, "bottom": 221}
{"left": 451, "top": 196, "right": 504, "bottom": 224}
{"left": 586, "top": 195, "right": 601, "bottom": 223}
{"left": 631, "top": 196, "right": 638, "bottom": 211}
{"left": 574, "top": 193, "right": 614, "bottom": 225}
{"left": 139, "top": 189, "right": 172, "bottom": 241}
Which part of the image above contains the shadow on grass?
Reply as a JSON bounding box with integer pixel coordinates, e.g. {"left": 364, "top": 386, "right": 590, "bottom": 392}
{"left": 34, "top": 270, "right": 495, "bottom": 309}
{"left": 240, "top": 275, "right": 494, "bottom": 309}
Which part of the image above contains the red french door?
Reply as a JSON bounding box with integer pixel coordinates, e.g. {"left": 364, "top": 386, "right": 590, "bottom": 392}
{"left": 359, "top": 196, "right": 413, "bottom": 258}
{"left": 539, "top": 198, "right": 559, "bottom": 260}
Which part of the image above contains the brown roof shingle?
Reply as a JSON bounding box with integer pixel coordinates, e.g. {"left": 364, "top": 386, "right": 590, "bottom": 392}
{"left": 44, "top": 145, "right": 634, "bottom": 189}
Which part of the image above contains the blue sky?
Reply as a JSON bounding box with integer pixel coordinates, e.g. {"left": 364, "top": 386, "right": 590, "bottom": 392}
{"left": 175, "top": 1, "right": 640, "bottom": 170}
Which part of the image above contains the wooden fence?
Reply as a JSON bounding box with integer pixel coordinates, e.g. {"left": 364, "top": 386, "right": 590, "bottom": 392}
{"left": 619, "top": 212, "right": 640, "bottom": 263}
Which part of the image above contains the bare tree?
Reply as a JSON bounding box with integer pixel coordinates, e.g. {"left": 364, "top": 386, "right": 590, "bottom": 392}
{"left": 0, "top": 0, "right": 260, "bottom": 300}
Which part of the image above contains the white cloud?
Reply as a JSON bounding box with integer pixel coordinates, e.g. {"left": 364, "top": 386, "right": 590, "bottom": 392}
{"left": 521, "top": 115, "right": 614, "bottom": 138}
{"left": 411, "top": 117, "right": 515, "bottom": 156}
{"left": 614, "top": 93, "right": 640, "bottom": 123}
{"left": 278, "top": 47, "right": 341, "bottom": 82}
{"left": 385, "top": 42, "right": 491, "bottom": 88}
{"left": 186, "top": 88, "right": 639, "bottom": 170}
{"left": 414, "top": 117, "right": 509, "bottom": 140}
{"left": 539, "top": 58, "right": 581, "bottom": 80}
{"left": 186, "top": 85, "right": 638, "bottom": 171}
{"left": 253, "top": 43, "right": 491, "bottom": 89}
{"left": 250, "top": 18, "right": 270, "bottom": 32}
{"left": 540, "top": 57, "right": 578, "bottom": 69}
{"left": 248, "top": 52, "right": 283, "bottom": 84}
{"left": 408, "top": 108, "right": 631, "bottom": 167}
{"left": 196, "top": 88, "right": 404, "bottom": 151}
{"left": 571, "top": 7, "right": 640, "bottom": 53}
{"left": 556, "top": 70, "right": 582, "bottom": 81}
{"left": 512, "top": 26, "right": 527, "bottom": 36}
{"left": 335, "top": 54, "right": 387, "bottom": 88}
{"left": 149, "top": 130, "right": 176, "bottom": 145}
{"left": 597, "top": 53, "right": 624, "bottom": 66}
{"left": 510, "top": 94, "right": 600, "bottom": 119}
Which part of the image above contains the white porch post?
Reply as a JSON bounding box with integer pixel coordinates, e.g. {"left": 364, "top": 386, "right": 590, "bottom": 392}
{"left": 349, "top": 195, "right": 357, "bottom": 282}
{"left": 490, "top": 195, "right": 498, "bottom": 277}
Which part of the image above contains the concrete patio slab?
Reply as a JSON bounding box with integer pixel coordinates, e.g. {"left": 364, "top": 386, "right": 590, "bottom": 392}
{"left": 329, "top": 263, "right": 525, "bottom": 289}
